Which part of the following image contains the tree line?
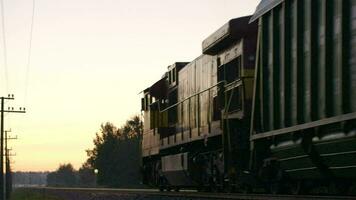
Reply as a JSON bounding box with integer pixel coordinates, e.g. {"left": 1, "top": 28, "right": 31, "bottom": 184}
{"left": 12, "top": 171, "right": 48, "bottom": 186}
{"left": 47, "top": 115, "right": 143, "bottom": 188}
{"left": 47, "top": 163, "right": 95, "bottom": 187}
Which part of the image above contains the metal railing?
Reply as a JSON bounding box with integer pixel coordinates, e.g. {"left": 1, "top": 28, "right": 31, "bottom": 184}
{"left": 159, "top": 81, "right": 225, "bottom": 133}
{"left": 157, "top": 77, "right": 253, "bottom": 137}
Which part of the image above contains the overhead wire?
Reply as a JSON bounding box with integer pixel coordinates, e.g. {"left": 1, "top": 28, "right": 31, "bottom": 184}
{"left": 24, "top": 0, "right": 36, "bottom": 107}
{"left": 0, "top": 0, "right": 8, "bottom": 94}
{"left": 1, "top": 0, "right": 11, "bottom": 144}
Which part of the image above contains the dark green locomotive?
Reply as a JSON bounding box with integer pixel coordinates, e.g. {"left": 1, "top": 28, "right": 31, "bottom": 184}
{"left": 140, "top": 0, "right": 356, "bottom": 195}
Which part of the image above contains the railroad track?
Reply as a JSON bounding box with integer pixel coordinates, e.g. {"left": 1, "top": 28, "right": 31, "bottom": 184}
{"left": 23, "top": 187, "right": 356, "bottom": 200}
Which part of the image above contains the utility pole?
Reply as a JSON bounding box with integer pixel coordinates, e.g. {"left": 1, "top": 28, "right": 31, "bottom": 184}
{"left": 5, "top": 129, "right": 17, "bottom": 200}
{"left": 4, "top": 130, "right": 17, "bottom": 160}
{"left": 0, "top": 95, "right": 25, "bottom": 200}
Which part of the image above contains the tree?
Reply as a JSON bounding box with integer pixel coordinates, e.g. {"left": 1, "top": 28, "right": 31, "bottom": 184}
{"left": 78, "top": 162, "right": 96, "bottom": 187}
{"left": 120, "top": 116, "right": 142, "bottom": 139}
{"left": 85, "top": 116, "right": 143, "bottom": 187}
{"left": 86, "top": 122, "right": 121, "bottom": 186}
{"left": 47, "top": 163, "right": 77, "bottom": 187}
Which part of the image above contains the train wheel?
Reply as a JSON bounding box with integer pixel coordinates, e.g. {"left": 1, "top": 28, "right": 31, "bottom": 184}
{"left": 197, "top": 184, "right": 210, "bottom": 192}
{"left": 223, "top": 183, "right": 235, "bottom": 193}
{"left": 269, "top": 182, "right": 281, "bottom": 194}
{"left": 212, "top": 185, "right": 224, "bottom": 193}
{"left": 158, "top": 176, "right": 168, "bottom": 192}
{"left": 240, "top": 185, "right": 252, "bottom": 194}
{"left": 197, "top": 186, "right": 203, "bottom": 192}
{"left": 349, "top": 182, "right": 356, "bottom": 195}
{"left": 204, "top": 186, "right": 213, "bottom": 192}
{"left": 289, "top": 181, "right": 302, "bottom": 195}
{"left": 329, "top": 181, "right": 351, "bottom": 195}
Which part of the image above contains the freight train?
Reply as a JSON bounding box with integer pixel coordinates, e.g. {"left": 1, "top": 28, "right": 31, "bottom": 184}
{"left": 140, "top": 0, "right": 356, "bottom": 195}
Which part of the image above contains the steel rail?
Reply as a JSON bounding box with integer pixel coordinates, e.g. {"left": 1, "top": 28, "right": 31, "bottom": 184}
{"left": 25, "top": 187, "right": 356, "bottom": 200}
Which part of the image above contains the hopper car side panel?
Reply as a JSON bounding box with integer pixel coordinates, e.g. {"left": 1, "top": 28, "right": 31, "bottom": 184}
{"left": 250, "top": 0, "right": 356, "bottom": 192}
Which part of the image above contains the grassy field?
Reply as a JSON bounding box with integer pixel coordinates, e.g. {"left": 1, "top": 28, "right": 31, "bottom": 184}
{"left": 10, "top": 188, "right": 62, "bottom": 200}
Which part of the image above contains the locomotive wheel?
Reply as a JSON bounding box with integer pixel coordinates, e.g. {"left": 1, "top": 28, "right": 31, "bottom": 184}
{"left": 349, "top": 182, "right": 356, "bottom": 195}
{"left": 158, "top": 176, "right": 169, "bottom": 192}
{"left": 204, "top": 185, "right": 213, "bottom": 192}
{"left": 197, "top": 185, "right": 211, "bottom": 192}
{"left": 240, "top": 184, "right": 252, "bottom": 194}
{"left": 223, "top": 183, "right": 236, "bottom": 193}
{"left": 269, "top": 182, "right": 281, "bottom": 194}
{"left": 216, "top": 185, "right": 224, "bottom": 193}
{"left": 197, "top": 186, "right": 203, "bottom": 192}
{"left": 289, "top": 181, "right": 303, "bottom": 195}
{"left": 329, "top": 181, "right": 351, "bottom": 195}
{"left": 166, "top": 186, "right": 172, "bottom": 192}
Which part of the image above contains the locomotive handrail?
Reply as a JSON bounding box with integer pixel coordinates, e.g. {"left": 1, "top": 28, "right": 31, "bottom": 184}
{"left": 224, "top": 79, "right": 243, "bottom": 93}
{"left": 160, "top": 76, "right": 253, "bottom": 113}
{"left": 224, "top": 76, "right": 254, "bottom": 92}
{"left": 159, "top": 81, "right": 226, "bottom": 113}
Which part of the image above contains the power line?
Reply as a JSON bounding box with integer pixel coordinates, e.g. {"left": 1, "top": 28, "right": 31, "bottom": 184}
{"left": 24, "top": 0, "right": 36, "bottom": 106}
{"left": 0, "top": 0, "right": 8, "bottom": 94}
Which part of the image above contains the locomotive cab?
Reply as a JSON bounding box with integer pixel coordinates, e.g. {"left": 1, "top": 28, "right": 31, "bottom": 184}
{"left": 202, "top": 16, "right": 258, "bottom": 189}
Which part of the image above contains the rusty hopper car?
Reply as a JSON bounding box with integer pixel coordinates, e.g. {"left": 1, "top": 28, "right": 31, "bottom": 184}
{"left": 250, "top": 0, "right": 356, "bottom": 194}
{"left": 141, "top": 16, "right": 258, "bottom": 190}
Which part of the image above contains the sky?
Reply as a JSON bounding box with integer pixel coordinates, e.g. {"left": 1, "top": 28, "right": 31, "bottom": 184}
{"left": 0, "top": 0, "right": 260, "bottom": 172}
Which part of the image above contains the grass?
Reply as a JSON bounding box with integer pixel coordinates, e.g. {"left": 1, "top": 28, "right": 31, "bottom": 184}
{"left": 10, "top": 188, "right": 62, "bottom": 200}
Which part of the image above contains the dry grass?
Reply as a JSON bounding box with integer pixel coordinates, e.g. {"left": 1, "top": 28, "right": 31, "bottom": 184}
{"left": 11, "top": 188, "right": 62, "bottom": 200}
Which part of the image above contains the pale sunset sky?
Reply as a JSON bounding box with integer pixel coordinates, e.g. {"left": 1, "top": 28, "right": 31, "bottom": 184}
{"left": 0, "top": 0, "right": 260, "bottom": 171}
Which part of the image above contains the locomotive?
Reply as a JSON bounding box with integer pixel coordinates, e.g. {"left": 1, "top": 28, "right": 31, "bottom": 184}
{"left": 141, "top": 0, "right": 356, "bottom": 195}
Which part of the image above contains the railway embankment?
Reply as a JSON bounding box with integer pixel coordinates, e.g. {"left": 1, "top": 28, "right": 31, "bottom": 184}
{"left": 16, "top": 187, "right": 356, "bottom": 200}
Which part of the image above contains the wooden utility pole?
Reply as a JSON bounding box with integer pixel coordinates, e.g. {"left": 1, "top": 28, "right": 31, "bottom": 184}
{"left": 5, "top": 129, "right": 17, "bottom": 199}
{"left": 0, "top": 95, "right": 25, "bottom": 200}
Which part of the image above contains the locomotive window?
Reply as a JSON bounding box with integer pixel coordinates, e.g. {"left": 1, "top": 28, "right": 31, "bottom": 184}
{"left": 168, "top": 71, "right": 172, "bottom": 84}
{"left": 145, "top": 94, "right": 149, "bottom": 111}
{"left": 217, "top": 56, "right": 241, "bottom": 84}
{"left": 141, "top": 98, "right": 145, "bottom": 111}
{"left": 228, "top": 87, "right": 242, "bottom": 112}
{"left": 213, "top": 96, "right": 221, "bottom": 121}
{"left": 224, "top": 57, "right": 241, "bottom": 83}
{"left": 172, "top": 68, "right": 176, "bottom": 83}
{"left": 168, "top": 89, "right": 178, "bottom": 125}
{"left": 218, "top": 66, "right": 224, "bottom": 82}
